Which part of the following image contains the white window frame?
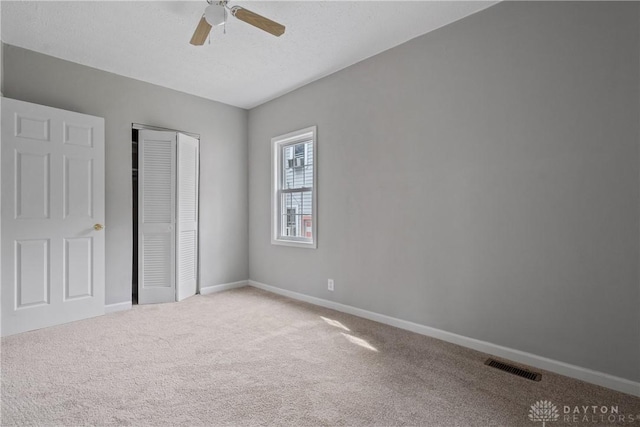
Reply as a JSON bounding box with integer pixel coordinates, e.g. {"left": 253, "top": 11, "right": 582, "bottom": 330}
{"left": 271, "top": 126, "right": 317, "bottom": 248}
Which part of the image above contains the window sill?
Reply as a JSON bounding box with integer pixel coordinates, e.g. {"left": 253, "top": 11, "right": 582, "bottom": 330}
{"left": 271, "top": 238, "right": 317, "bottom": 249}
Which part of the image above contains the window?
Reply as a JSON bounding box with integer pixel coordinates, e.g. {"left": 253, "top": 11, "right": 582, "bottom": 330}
{"left": 272, "top": 126, "right": 317, "bottom": 248}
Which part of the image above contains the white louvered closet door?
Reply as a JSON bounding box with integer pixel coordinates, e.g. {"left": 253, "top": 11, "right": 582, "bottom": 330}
{"left": 176, "top": 133, "right": 199, "bottom": 301}
{"left": 138, "top": 130, "right": 176, "bottom": 304}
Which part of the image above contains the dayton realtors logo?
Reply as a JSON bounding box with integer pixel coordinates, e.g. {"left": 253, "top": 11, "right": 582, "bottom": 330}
{"left": 529, "top": 401, "right": 640, "bottom": 425}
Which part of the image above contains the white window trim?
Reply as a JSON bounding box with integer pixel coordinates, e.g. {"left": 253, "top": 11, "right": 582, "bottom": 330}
{"left": 271, "top": 126, "right": 317, "bottom": 249}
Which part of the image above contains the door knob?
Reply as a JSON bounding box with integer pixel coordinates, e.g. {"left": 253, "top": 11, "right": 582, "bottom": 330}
{"left": 93, "top": 224, "right": 104, "bottom": 231}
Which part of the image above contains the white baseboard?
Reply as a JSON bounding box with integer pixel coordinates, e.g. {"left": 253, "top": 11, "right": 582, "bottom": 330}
{"left": 248, "top": 280, "right": 640, "bottom": 397}
{"left": 104, "top": 281, "right": 248, "bottom": 313}
{"left": 200, "top": 280, "right": 248, "bottom": 295}
{"left": 105, "top": 301, "right": 132, "bottom": 314}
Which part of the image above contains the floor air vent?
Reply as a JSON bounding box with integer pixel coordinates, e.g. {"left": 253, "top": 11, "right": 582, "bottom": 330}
{"left": 485, "top": 358, "right": 542, "bottom": 381}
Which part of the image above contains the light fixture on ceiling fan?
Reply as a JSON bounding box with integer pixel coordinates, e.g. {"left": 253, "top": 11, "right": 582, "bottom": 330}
{"left": 190, "top": 0, "right": 286, "bottom": 45}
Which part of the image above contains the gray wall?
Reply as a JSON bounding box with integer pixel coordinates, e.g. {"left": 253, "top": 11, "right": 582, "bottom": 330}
{"left": 248, "top": 2, "right": 640, "bottom": 381}
{"left": 2, "top": 44, "right": 249, "bottom": 305}
{"left": 0, "top": 2, "right": 3, "bottom": 96}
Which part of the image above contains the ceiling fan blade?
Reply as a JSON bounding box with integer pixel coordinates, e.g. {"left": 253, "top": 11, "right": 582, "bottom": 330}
{"left": 190, "top": 16, "right": 212, "bottom": 45}
{"left": 231, "top": 6, "right": 285, "bottom": 37}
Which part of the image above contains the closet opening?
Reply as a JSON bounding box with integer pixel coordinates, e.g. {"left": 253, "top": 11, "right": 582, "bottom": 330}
{"left": 132, "top": 124, "right": 200, "bottom": 305}
{"left": 132, "top": 129, "right": 138, "bottom": 304}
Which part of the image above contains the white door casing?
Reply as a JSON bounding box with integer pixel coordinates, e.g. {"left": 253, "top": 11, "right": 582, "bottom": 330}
{"left": 1, "top": 97, "right": 105, "bottom": 336}
{"left": 176, "top": 133, "right": 199, "bottom": 301}
{"left": 138, "top": 130, "right": 176, "bottom": 304}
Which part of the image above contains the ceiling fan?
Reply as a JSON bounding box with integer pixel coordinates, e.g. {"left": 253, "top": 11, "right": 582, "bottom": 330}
{"left": 190, "top": 0, "right": 286, "bottom": 45}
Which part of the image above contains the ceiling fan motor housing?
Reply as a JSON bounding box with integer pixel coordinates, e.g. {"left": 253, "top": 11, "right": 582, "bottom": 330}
{"left": 204, "top": 4, "right": 226, "bottom": 27}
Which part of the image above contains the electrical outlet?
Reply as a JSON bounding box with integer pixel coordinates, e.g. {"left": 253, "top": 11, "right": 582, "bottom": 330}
{"left": 328, "top": 279, "right": 334, "bottom": 291}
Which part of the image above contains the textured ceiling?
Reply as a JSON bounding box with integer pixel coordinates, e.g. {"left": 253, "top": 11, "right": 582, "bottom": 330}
{"left": 1, "top": 1, "right": 497, "bottom": 109}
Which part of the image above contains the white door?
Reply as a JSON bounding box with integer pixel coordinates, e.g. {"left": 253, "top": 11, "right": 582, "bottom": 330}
{"left": 176, "top": 133, "right": 199, "bottom": 301}
{"left": 138, "top": 130, "right": 176, "bottom": 304}
{"left": 1, "top": 97, "right": 105, "bottom": 336}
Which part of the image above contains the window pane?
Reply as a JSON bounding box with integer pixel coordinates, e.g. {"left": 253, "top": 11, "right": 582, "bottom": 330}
{"left": 280, "top": 190, "right": 311, "bottom": 239}
{"left": 282, "top": 141, "right": 313, "bottom": 190}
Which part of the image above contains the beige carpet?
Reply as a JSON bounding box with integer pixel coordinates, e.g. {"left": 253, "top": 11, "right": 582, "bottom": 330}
{"left": 2, "top": 287, "right": 639, "bottom": 426}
